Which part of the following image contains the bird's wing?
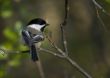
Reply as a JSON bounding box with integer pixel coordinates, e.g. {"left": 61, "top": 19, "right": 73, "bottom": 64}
{"left": 21, "top": 30, "right": 31, "bottom": 45}
{"left": 31, "top": 35, "right": 44, "bottom": 43}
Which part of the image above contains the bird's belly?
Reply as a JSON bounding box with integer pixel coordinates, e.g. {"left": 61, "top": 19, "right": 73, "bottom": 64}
{"left": 35, "top": 42, "right": 41, "bottom": 49}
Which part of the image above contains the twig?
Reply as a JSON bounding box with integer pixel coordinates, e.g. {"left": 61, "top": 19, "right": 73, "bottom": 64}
{"left": 0, "top": 48, "right": 29, "bottom": 55}
{"left": 66, "top": 57, "right": 92, "bottom": 78}
{"left": 0, "top": 0, "right": 93, "bottom": 78}
{"left": 35, "top": 61, "right": 45, "bottom": 78}
{"left": 60, "top": 0, "right": 69, "bottom": 55}
{"left": 33, "top": 43, "right": 46, "bottom": 78}
{"left": 40, "top": 48, "right": 65, "bottom": 58}
{"left": 60, "top": 25, "right": 68, "bottom": 55}
{"left": 92, "top": 0, "right": 104, "bottom": 11}
{"left": 0, "top": 47, "right": 92, "bottom": 78}
{"left": 63, "top": 0, "right": 69, "bottom": 25}
{"left": 92, "top": 0, "right": 110, "bottom": 16}
{"left": 95, "top": 7, "right": 108, "bottom": 32}
{"left": 43, "top": 0, "right": 92, "bottom": 78}
{"left": 40, "top": 48, "right": 92, "bottom": 78}
{"left": 46, "top": 35, "right": 65, "bottom": 55}
{"left": 0, "top": 47, "right": 45, "bottom": 78}
{"left": 92, "top": 0, "right": 110, "bottom": 33}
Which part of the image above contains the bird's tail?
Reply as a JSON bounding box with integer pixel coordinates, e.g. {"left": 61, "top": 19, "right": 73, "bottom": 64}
{"left": 31, "top": 44, "right": 45, "bottom": 78}
{"left": 30, "top": 44, "right": 38, "bottom": 61}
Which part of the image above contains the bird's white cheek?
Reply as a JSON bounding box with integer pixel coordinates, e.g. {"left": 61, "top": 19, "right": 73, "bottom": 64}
{"left": 27, "top": 24, "right": 45, "bottom": 31}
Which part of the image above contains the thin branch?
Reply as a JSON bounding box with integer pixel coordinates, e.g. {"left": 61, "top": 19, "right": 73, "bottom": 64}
{"left": 63, "top": 0, "right": 69, "bottom": 25}
{"left": 60, "top": 0, "right": 69, "bottom": 55}
{"left": 92, "top": 0, "right": 110, "bottom": 16}
{"left": 60, "top": 25, "right": 68, "bottom": 55}
{"left": 46, "top": 35, "right": 65, "bottom": 55}
{"left": 43, "top": 0, "right": 92, "bottom": 77}
{"left": 40, "top": 48, "right": 92, "bottom": 78}
{"left": 0, "top": 47, "right": 92, "bottom": 78}
{"left": 40, "top": 48, "right": 65, "bottom": 58}
{"left": 35, "top": 61, "right": 45, "bottom": 78}
{"left": 92, "top": 0, "right": 104, "bottom": 10}
{"left": 92, "top": 0, "right": 110, "bottom": 33}
{"left": 0, "top": 48, "right": 29, "bottom": 55}
{"left": 95, "top": 7, "right": 108, "bottom": 32}
{"left": 0, "top": 0, "right": 93, "bottom": 78}
{"left": 34, "top": 44, "right": 45, "bottom": 78}
{"left": 66, "top": 57, "right": 92, "bottom": 78}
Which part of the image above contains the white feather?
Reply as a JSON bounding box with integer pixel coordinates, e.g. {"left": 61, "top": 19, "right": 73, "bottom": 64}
{"left": 27, "top": 24, "right": 45, "bottom": 31}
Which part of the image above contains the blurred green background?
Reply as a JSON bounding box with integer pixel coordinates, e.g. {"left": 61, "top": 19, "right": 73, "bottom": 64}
{"left": 0, "top": 0, "right": 110, "bottom": 78}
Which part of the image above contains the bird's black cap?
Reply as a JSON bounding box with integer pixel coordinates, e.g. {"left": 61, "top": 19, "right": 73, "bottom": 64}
{"left": 27, "top": 18, "right": 47, "bottom": 25}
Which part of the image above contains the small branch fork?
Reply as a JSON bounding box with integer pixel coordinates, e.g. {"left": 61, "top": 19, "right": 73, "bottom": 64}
{"left": 2, "top": 0, "right": 109, "bottom": 78}
{"left": 95, "top": 7, "right": 107, "bottom": 31}
{"left": 92, "top": 0, "right": 110, "bottom": 32}
{"left": 0, "top": 0, "right": 93, "bottom": 78}
{"left": 0, "top": 1, "right": 109, "bottom": 78}
{"left": 2, "top": 0, "right": 110, "bottom": 78}
{"left": 92, "top": 0, "right": 110, "bottom": 16}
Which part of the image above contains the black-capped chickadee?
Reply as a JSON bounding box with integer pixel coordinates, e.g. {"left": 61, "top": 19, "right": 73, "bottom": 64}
{"left": 21, "top": 18, "right": 49, "bottom": 62}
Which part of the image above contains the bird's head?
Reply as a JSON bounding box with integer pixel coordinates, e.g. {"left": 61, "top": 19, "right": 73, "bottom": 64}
{"left": 27, "top": 18, "right": 49, "bottom": 32}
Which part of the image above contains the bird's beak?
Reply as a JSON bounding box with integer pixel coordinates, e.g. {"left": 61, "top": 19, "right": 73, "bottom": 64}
{"left": 46, "top": 23, "right": 49, "bottom": 26}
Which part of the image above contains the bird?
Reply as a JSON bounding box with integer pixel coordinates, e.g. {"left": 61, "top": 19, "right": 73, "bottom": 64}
{"left": 21, "top": 18, "right": 49, "bottom": 62}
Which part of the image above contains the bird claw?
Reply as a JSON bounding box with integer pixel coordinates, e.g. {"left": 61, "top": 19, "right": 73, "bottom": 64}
{"left": 29, "top": 35, "right": 44, "bottom": 45}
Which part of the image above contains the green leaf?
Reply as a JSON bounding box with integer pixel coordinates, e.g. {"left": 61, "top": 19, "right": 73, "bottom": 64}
{"left": 9, "top": 60, "right": 19, "bottom": 66}
{"left": 3, "top": 27, "right": 18, "bottom": 42}
{"left": 15, "top": 21, "right": 22, "bottom": 31}
{"left": 0, "top": 70, "right": 5, "bottom": 78}
{"left": 8, "top": 55, "right": 20, "bottom": 67}
{"left": 19, "top": 44, "right": 28, "bottom": 50}
{"left": 1, "top": 10, "right": 12, "bottom": 18}
{"left": 2, "top": 42, "right": 13, "bottom": 49}
{"left": 0, "top": 54, "right": 7, "bottom": 59}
